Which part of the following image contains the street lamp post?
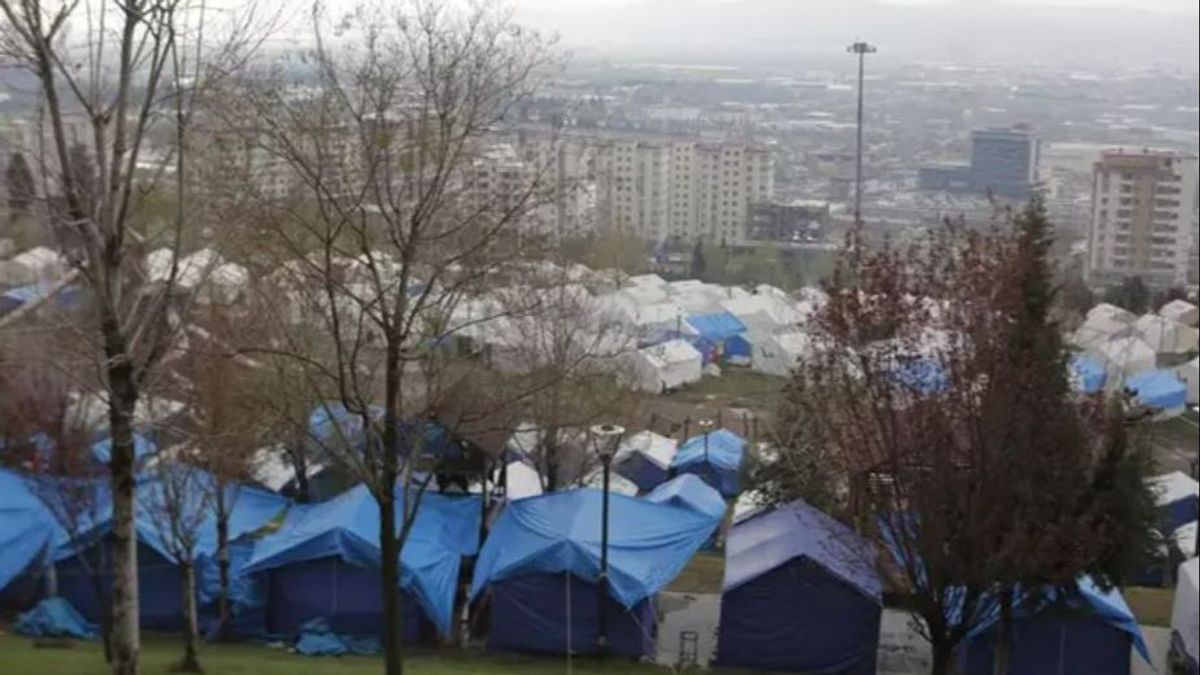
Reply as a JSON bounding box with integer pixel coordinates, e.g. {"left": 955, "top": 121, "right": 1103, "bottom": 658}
{"left": 698, "top": 418, "right": 715, "bottom": 468}
{"left": 591, "top": 423, "right": 625, "bottom": 653}
{"left": 846, "top": 40, "right": 877, "bottom": 225}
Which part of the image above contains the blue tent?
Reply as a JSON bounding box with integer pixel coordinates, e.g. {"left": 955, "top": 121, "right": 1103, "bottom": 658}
{"left": 53, "top": 471, "right": 288, "bottom": 631}
{"left": 88, "top": 432, "right": 159, "bottom": 466}
{"left": 614, "top": 432, "right": 677, "bottom": 493}
{"left": 643, "top": 474, "right": 727, "bottom": 520}
{"left": 716, "top": 501, "right": 882, "bottom": 674}
{"left": 1150, "top": 472, "right": 1199, "bottom": 537}
{"left": 0, "top": 282, "right": 83, "bottom": 313}
{"left": 670, "top": 429, "right": 746, "bottom": 498}
{"left": 1127, "top": 370, "right": 1187, "bottom": 411}
{"left": 308, "top": 403, "right": 463, "bottom": 462}
{"left": 960, "top": 578, "right": 1150, "bottom": 675}
{"left": 724, "top": 334, "right": 753, "bottom": 362}
{"left": 0, "top": 470, "right": 56, "bottom": 604}
{"left": 1070, "top": 354, "right": 1107, "bottom": 394}
{"left": 685, "top": 312, "right": 746, "bottom": 342}
{"left": 245, "top": 484, "right": 480, "bottom": 639}
{"left": 471, "top": 488, "right": 722, "bottom": 657}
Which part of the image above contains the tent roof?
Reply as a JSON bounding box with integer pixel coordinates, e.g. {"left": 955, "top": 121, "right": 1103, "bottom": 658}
{"left": 616, "top": 430, "right": 677, "bottom": 470}
{"left": 723, "top": 500, "right": 881, "bottom": 601}
{"left": 1160, "top": 299, "right": 1199, "bottom": 325}
{"left": 1148, "top": 471, "right": 1199, "bottom": 507}
{"left": 672, "top": 429, "right": 746, "bottom": 472}
{"left": 642, "top": 338, "right": 702, "bottom": 367}
{"left": 504, "top": 460, "right": 543, "bottom": 501}
{"left": 1173, "top": 521, "right": 1196, "bottom": 555}
{"left": 1070, "top": 353, "right": 1107, "bottom": 393}
{"left": 1087, "top": 303, "right": 1137, "bottom": 325}
{"left": 1127, "top": 370, "right": 1187, "bottom": 410}
{"left": 643, "top": 474, "right": 727, "bottom": 520}
{"left": 685, "top": 312, "right": 747, "bottom": 341}
{"left": 470, "top": 488, "right": 721, "bottom": 608}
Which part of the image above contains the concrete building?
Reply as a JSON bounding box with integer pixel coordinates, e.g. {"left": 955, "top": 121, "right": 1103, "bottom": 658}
{"left": 1086, "top": 149, "right": 1199, "bottom": 289}
{"left": 969, "top": 126, "right": 1039, "bottom": 198}
{"left": 585, "top": 135, "right": 773, "bottom": 243}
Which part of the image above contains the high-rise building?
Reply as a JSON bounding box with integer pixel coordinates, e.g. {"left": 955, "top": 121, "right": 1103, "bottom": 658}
{"left": 968, "top": 126, "right": 1039, "bottom": 198}
{"left": 1086, "top": 149, "right": 1199, "bottom": 289}
{"left": 588, "top": 136, "right": 773, "bottom": 243}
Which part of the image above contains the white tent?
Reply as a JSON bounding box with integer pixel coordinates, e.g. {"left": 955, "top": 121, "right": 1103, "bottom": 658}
{"left": 1148, "top": 471, "right": 1200, "bottom": 510}
{"left": 1160, "top": 299, "right": 1199, "bottom": 327}
{"left": 720, "top": 294, "right": 799, "bottom": 329}
{"left": 1171, "top": 558, "right": 1199, "bottom": 670}
{"left": 1178, "top": 358, "right": 1199, "bottom": 406}
{"left": 0, "top": 246, "right": 67, "bottom": 286}
{"left": 627, "top": 273, "right": 667, "bottom": 290}
{"left": 1090, "top": 335, "right": 1156, "bottom": 380}
{"left": 1173, "top": 521, "right": 1197, "bottom": 559}
{"left": 581, "top": 466, "right": 639, "bottom": 496}
{"left": 753, "top": 331, "right": 814, "bottom": 377}
{"left": 1134, "top": 314, "right": 1200, "bottom": 355}
{"left": 504, "top": 460, "right": 544, "bottom": 501}
{"left": 615, "top": 430, "right": 678, "bottom": 472}
{"left": 628, "top": 338, "right": 703, "bottom": 393}
{"left": 1087, "top": 302, "right": 1137, "bottom": 326}
{"left": 1073, "top": 312, "right": 1135, "bottom": 350}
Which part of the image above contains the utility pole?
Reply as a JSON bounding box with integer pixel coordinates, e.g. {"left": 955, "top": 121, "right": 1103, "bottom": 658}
{"left": 847, "top": 40, "right": 876, "bottom": 225}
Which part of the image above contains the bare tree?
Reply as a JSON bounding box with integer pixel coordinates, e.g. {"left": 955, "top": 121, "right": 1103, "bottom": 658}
{"left": 211, "top": 2, "right": 556, "bottom": 672}
{"left": 0, "top": 2, "right": 267, "bottom": 672}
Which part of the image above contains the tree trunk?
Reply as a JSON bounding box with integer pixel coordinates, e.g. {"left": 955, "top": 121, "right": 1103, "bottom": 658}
{"left": 105, "top": 340, "right": 141, "bottom": 675}
{"left": 379, "top": 483, "right": 403, "bottom": 675}
{"left": 178, "top": 561, "right": 202, "bottom": 673}
{"left": 930, "top": 636, "right": 956, "bottom": 675}
{"left": 290, "top": 447, "right": 310, "bottom": 503}
{"left": 544, "top": 428, "right": 559, "bottom": 492}
{"left": 215, "top": 486, "right": 231, "bottom": 642}
{"left": 992, "top": 588, "right": 1014, "bottom": 675}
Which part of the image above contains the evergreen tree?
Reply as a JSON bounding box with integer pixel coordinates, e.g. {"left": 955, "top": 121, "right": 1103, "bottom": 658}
{"left": 1103, "top": 275, "right": 1151, "bottom": 314}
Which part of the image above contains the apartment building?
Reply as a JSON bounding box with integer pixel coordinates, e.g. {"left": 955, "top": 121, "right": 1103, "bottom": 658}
{"left": 1086, "top": 149, "right": 1199, "bottom": 289}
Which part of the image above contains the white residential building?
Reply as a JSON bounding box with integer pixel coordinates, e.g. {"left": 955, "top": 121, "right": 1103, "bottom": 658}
{"left": 1086, "top": 149, "right": 1199, "bottom": 289}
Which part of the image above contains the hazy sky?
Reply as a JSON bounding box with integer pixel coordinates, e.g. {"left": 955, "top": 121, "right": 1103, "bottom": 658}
{"left": 516, "top": 0, "right": 1198, "bottom": 13}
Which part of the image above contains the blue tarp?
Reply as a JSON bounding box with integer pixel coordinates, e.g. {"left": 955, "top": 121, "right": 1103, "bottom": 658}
{"left": 13, "top": 597, "right": 97, "bottom": 639}
{"left": 716, "top": 501, "right": 882, "bottom": 674}
{"left": 670, "top": 429, "right": 747, "bottom": 498}
{"left": 294, "top": 616, "right": 385, "bottom": 656}
{"left": 0, "top": 470, "right": 56, "bottom": 596}
{"left": 89, "top": 432, "right": 159, "bottom": 466}
{"left": 1071, "top": 354, "right": 1107, "bottom": 394}
{"left": 1127, "top": 370, "right": 1187, "bottom": 411}
{"left": 308, "top": 403, "right": 463, "bottom": 461}
{"left": 643, "top": 474, "right": 727, "bottom": 520}
{"left": 685, "top": 312, "right": 746, "bottom": 342}
{"left": 891, "top": 357, "right": 950, "bottom": 394}
{"left": 0, "top": 282, "right": 82, "bottom": 311}
{"left": 725, "top": 334, "right": 753, "bottom": 360}
{"left": 488, "top": 574, "right": 655, "bottom": 657}
{"left": 246, "top": 484, "right": 480, "bottom": 637}
{"left": 471, "top": 488, "right": 721, "bottom": 609}
{"left": 961, "top": 577, "right": 1150, "bottom": 674}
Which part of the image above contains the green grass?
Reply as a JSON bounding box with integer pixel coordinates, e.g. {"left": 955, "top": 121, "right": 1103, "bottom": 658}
{"left": 665, "top": 551, "right": 725, "bottom": 594}
{"left": 668, "top": 371, "right": 784, "bottom": 409}
{"left": 1123, "top": 586, "right": 1175, "bottom": 628}
{"left": 0, "top": 633, "right": 676, "bottom": 675}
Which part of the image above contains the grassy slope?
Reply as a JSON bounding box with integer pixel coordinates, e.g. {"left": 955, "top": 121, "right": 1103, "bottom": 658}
{"left": 0, "top": 633, "right": 674, "bottom": 675}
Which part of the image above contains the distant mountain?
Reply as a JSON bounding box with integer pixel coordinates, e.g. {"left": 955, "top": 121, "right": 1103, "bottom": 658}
{"left": 518, "top": 0, "right": 1200, "bottom": 69}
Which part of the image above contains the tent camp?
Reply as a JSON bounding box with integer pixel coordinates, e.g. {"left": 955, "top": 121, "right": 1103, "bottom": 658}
{"left": 627, "top": 339, "right": 703, "bottom": 393}
{"left": 1178, "top": 358, "right": 1199, "bottom": 406}
{"left": 614, "top": 431, "right": 678, "bottom": 493}
{"left": 1088, "top": 303, "right": 1137, "bottom": 326}
{"left": 670, "top": 429, "right": 747, "bottom": 498}
{"left": 1160, "top": 299, "right": 1199, "bottom": 327}
{"left": 1148, "top": 471, "right": 1200, "bottom": 536}
{"left": 503, "top": 459, "right": 544, "bottom": 501}
{"left": 1171, "top": 522, "right": 1196, "bottom": 561}
{"left": 642, "top": 474, "right": 727, "bottom": 520}
{"left": 1170, "top": 558, "right": 1199, "bottom": 675}
{"left": 716, "top": 501, "right": 882, "bottom": 675}
{"left": 0, "top": 470, "right": 56, "bottom": 607}
{"left": 1091, "top": 336, "right": 1156, "bottom": 381}
{"left": 470, "top": 488, "right": 722, "bottom": 657}
{"left": 1070, "top": 353, "right": 1107, "bottom": 394}
{"left": 1134, "top": 314, "right": 1200, "bottom": 355}
{"left": 0, "top": 246, "right": 67, "bottom": 286}
{"left": 1126, "top": 370, "right": 1188, "bottom": 416}
{"left": 959, "top": 578, "right": 1150, "bottom": 675}
{"left": 1074, "top": 313, "right": 1135, "bottom": 350}
{"left": 753, "top": 331, "right": 813, "bottom": 377}
{"left": 245, "top": 484, "right": 480, "bottom": 641}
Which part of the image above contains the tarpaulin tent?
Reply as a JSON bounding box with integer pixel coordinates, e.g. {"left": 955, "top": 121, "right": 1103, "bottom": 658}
{"left": 13, "top": 597, "right": 97, "bottom": 639}
{"left": 959, "top": 578, "right": 1150, "bottom": 675}
{"left": 1160, "top": 299, "right": 1199, "bottom": 327}
{"left": 1148, "top": 471, "right": 1200, "bottom": 536}
{"left": 88, "top": 432, "right": 159, "bottom": 466}
{"left": 643, "top": 474, "right": 727, "bottom": 521}
{"left": 753, "top": 331, "right": 813, "bottom": 377}
{"left": 1070, "top": 353, "right": 1107, "bottom": 394}
{"left": 54, "top": 472, "right": 288, "bottom": 632}
{"left": 1135, "top": 314, "right": 1200, "bottom": 355}
{"left": 1171, "top": 558, "right": 1199, "bottom": 675}
{"left": 0, "top": 470, "right": 55, "bottom": 604}
{"left": 1178, "top": 358, "right": 1199, "bottom": 406}
{"left": 614, "top": 431, "right": 678, "bottom": 492}
{"left": 471, "top": 488, "right": 722, "bottom": 657}
{"left": 670, "top": 429, "right": 747, "bottom": 498}
{"left": 627, "top": 339, "right": 703, "bottom": 393}
{"left": 1091, "top": 336, "right": 1156, "bottom": 380}
{"left": 716, "top": 501, "right": 882, "bottom": 675}
{"left": 1127, "top": 370, "right": 1187, "bottom": 414}
{"left": 245, "top": 484, "right": 480, "bottom": 639}
{"left": 685, "top": 312, "right": 747, "bottom": 344}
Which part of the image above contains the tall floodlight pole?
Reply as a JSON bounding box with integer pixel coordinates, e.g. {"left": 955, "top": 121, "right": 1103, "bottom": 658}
{"left": 847, "top": 41, "right": 876, "bottom": 225}
{"left": 591, "top": 423, "right": 625, "bottom": 653}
